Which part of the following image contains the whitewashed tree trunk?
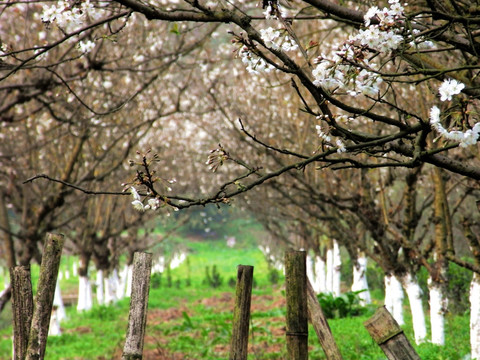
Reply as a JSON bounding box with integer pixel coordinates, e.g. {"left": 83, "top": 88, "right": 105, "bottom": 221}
{"left": 428, "top": 277, "right": 447, "bottom": 345}
{"left": 326, "top": 246, "right": 334, "bottom": 294}
{"left": 332, "top": 240, "right": 341, "bottom": 296}
{"left": 77, "top": 275, "right": 93, "bottom": 311}
{"left": 104, "top": 270, "right": 119, "bottom": 304}
{"left": 117, "top": 265, "right": 128, "bottom": 300}
{"left": 313, "top": 255, "right": 326, "bottom": 293}
{"left": 352, "top": 256, "right": 371, "bottom": 305}
{"left": 401, "top": 273, "right": 427, "bottom": 344}
{"left": 126, "top": 264, "right": 133, "bottom": 297}
{"left": 96, "top": 269, "right": 105, "bottom": 305}
{"left": 72, "top": 261, "right": 78, "bottom": 277}
{"left": 48, "top": 307, "right": 61, "bottom": 336}
{"left": 384, "top": 274, "right": 404, "bottom": 325}
{"left": 471, "top": 273, "right": 480, "bottom": 360}
{"left": 306, "top": 253, "right": 315, "bottom": 286}
{"left": 53, "top": 280, "right": 67, "bottom": 323}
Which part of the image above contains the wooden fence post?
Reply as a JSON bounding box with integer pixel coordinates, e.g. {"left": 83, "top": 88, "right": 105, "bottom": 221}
{"left": 364, "top": 306, "right": 421, "bottom": 360}
{"left": 25, "top": 233, "right": 65, "bottom": 360}
{"left": 122, "top": 252, "right": 153, "bottom": 360}
{"left": 306, "top": 279, "right": 343, "bottom": 360}
{"left": 285, "top": 250, "right": 308, "bottom": 360}
{"left": 230, "top": 265, "right": 254, "bottom": 360}
{"left": 11, "top": 266, "right": 34, "bottom": 360}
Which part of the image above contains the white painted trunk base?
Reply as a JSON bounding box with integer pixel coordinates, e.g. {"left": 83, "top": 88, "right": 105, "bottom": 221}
{"left": 402, "top": 273, "right": 427, "bottom": 344}
{"left": 351, "top": 256, "right": 371, "bottom": 305}
{"left": 313, "top": 255, "right": 326, "bottom": 293}
{"left": 104, "top": 270, "right": 120, "bottom": 304}
{"left": 48, "top": 307, "right": 61, "bottom": 336}
{"left": 428, "top": 278, "right": 447, "bottom": 345}
{"left": 332, "top": 240, "right": 341, "bottom": 297}
{"left": 306, "top": 254, "right": 315, "bottom": 287}
{"left": 384, "top": 274, "right": 404, "bottom": 326}
{"left": 77, "top": 275, "right": 93, "bottom": 312}
{"left": 326, "top": 247, "right": 334, "bottom": 294}
{"left": 53, "top": 280, "right": 67, "bottom": 323}
{"left": 126, "top": 264, "right": 133, "bottom": 297}
{"left": 96, "top": 269, "right": 105, "bottom": 305}
{"left": 471, "top": 273, "right": 480, "bottom": 360}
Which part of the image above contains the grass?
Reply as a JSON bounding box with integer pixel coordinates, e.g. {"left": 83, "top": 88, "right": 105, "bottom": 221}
{"left": 0, "top": 217, "right": 473, "bottom": 359}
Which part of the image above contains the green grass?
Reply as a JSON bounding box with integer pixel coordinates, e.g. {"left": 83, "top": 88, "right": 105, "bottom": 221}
{"left": 0, "top": 224, "right": 473, "bottom": 359}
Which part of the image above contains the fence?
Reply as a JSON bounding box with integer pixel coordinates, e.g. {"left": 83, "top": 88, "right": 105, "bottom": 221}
{"left": 10, "top": 234, "right": 420, "bottom": 360}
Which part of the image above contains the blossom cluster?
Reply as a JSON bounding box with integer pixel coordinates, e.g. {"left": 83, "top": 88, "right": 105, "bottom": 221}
{"left": 429, "top": 79, "right": 480, "bottom": 148}
{"left": 312, "top": 0, "right": 405, "bottom": 97}
{"left": 42, "top": 0, "right": 101, "bottom": 33}
{"left": 259, "top": 27, "right": 298, "bottom": 52}
{"left": 130, "top": 186, "right": 178, "bottom": 212}
{"left": 316, "top": 124, "right": 347, "bottom": 153}
{"left": 239, "top": 46, "right": 274, "bottom": 74}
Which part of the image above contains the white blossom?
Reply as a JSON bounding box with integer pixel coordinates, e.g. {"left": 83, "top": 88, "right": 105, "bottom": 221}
{"left": 336, "top": 139, "right": 347, "bottom": 153}
{"left": 78, "top": 40, "right": 95, "bottom": 53}
{"left": 131, "top": 200, "right": 145, "bottom": 212}
{"left": 438, "top": 79, "right": 465, "bottom": 101}
{"left": 130, "top": 187, "right": 141, "bottom": 201}
{"left": 429, "top": 106, "right": 480, "bottom": 147}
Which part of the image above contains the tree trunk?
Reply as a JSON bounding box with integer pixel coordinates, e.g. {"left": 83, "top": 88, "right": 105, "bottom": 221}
{"left": 326, "top": 244, "right": 333, "bottom": 294}
{"left": 428, "top": 276, "right": 447, "bottom": 345}
{"left": 285, "top": 250, "right": 308, "bottom": 360}
{"left": 0, "top": 191, "right": 16, "bottom": 269}
{"left": 384, "top": 274, "right": 404, "bottom": 326}
{"left": 96, "top": 269, "right": 105, "bottom": 305}
{"left": 352, "top": 255, "right": 371, "bottom": 305}
{"left": 401, "top": 273, "right": 426, "bottom": 344}
{"left": 332, "top": 241, "right": 341, "bottom": 297}
{"left": 314, "top": 255, "right": 326, "bottom": 293}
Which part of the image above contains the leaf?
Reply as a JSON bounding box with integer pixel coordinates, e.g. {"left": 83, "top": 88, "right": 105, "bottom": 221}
{"left": 170, "top": 23, "right": 180, "bottom": 35}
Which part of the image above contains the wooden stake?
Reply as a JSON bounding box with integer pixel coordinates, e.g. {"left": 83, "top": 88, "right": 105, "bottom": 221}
{"left": 26, "top": 233, "right": 65, "bottom": 360}
{"left": 122, "top": 252, "right": 153, "bottom": 360}
{"left": 230, "top": 265, "right": 254, "bottom": 360}
{"left": 307, "top": 278, "right": 343, "bottom": 359}
{"left": 285, "top": 250, "right": 308, "bottom": 360}
{"left": 364, "top": 306, "right": 420, "bottom": 360}
{"left": 11, "top": 266, "right": 33, "bottom": 360}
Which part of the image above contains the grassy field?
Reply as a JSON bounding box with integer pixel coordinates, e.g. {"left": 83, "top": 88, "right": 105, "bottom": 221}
{"left": 0, "top": 218, "right": 472, "bottom": 359}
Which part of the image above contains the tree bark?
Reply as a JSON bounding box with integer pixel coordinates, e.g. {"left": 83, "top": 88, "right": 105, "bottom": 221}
{"left": 0, "top": 191, "right": 16, "bottom": 268}
{"left": 229, "top": 265, "right": 254, "bottom": 360}
{"left": 11, "top": 266, "right": 33, "bottom": 360}
{"left": 26, "top": 233, "right": 65, "bottom": 360}
{"left": 122, "top": 252, "right": 152, "bottom": 360}
{"left": 364, "top": 306, "right": 420, "bottom": 360}
{"left": 285, "top": 250, "right": 308, "bottom": 360}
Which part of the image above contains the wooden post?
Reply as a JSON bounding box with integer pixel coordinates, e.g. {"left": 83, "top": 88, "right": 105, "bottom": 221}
{"left": 122, "top": 252, "right": 153, "bottom": 360}
{"left": 25, "top": 233, "right": 65, "bottom": 360}
{"left": 364, "top": 306, "right": 421, "bottom": 360}
{"left": 11, "top": 266, "right": 34, "bottom": 360}
{"left": 285, "top": 250, "right": 308, "bottom": 360}
{"left": 230, "top": 265, "right": 254, "bottom": 360}
{"left": 307, "top": 279, "right": 343, "bottom": 360}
